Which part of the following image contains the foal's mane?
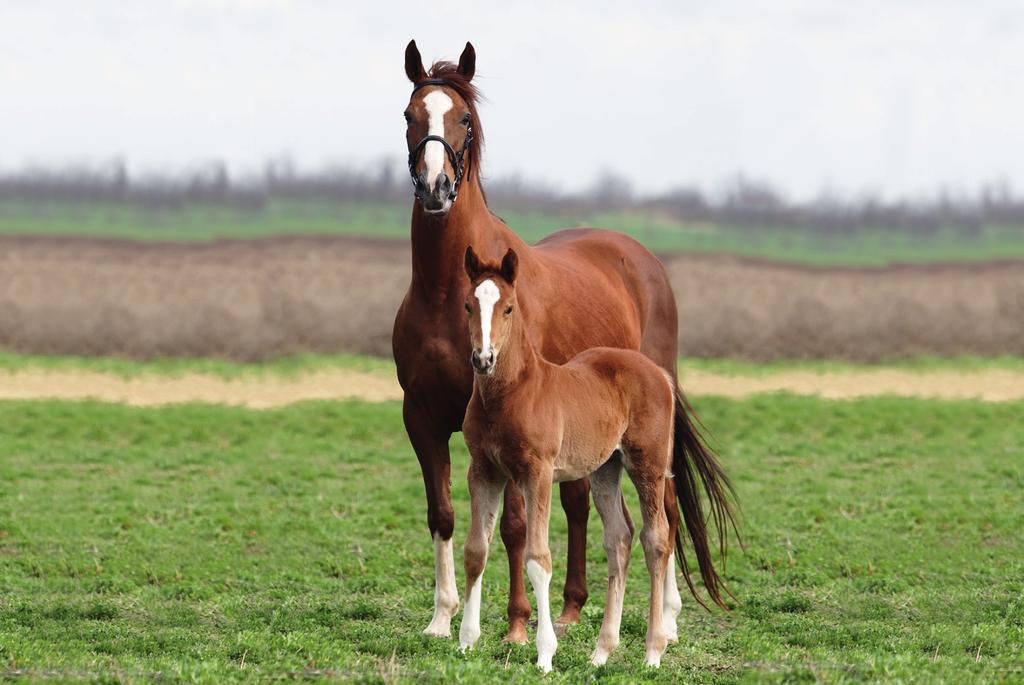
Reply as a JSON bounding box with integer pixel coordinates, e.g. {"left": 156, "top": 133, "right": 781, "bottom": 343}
{"left": 426, "top": 61, "right": 486, "bottom": 194}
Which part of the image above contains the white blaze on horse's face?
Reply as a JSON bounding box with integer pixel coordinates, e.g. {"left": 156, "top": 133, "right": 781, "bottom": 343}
{"left": 473, "top": 278, "right": 501, "bottom": 373}
{"left": 422, "top": 89, "right": 453, "bottom": 194}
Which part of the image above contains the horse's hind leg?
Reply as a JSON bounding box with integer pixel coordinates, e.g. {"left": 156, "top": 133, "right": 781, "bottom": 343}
{"left": 556, "top": 478, "right": 590, "bottom": 628}
{"left": 459, "top": 458, "right": 506, "bottom": 651}
{"left": 589, "top": 454, "right": 633, "bottom": 667}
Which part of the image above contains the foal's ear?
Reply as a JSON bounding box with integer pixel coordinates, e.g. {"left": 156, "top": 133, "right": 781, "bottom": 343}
{"left": 464, "top": 245, "right": 483, "bottom": 280}
{"left": 457, "top": 42, "right": 476, "bottom": 81}
{"left": 405, "top": 40, "right": 427, "bottom": 83}
{"left": 500, "top": 248, "right": 518, "bottom": 284}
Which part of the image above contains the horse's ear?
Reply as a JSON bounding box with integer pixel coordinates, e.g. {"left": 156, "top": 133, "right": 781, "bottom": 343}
{"left": 405, "top": 40, "right": 426, "bottom": 83}
{"left": 465, "top": 246, "right": 483, "bottom": 280}
{"left": 500, "top": 248, "right": 518, "bottom": 284}
{"left": 457, "top": 42, "right": 476, "bottom": 81}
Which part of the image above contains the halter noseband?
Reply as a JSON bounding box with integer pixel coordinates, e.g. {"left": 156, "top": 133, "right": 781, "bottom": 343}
{"left": 407, "top": 80, "right": 474, "bottom": 204}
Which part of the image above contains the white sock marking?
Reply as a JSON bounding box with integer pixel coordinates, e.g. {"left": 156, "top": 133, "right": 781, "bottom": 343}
{"left": 422, "top": 90, "right": 453, "bottom": 188}
{"left": 663, "top": 552, "right": 682, "bottom": 642}
{"left": 459, "top": 577, "right": 482, "bottom": 650}
{"left": 527, "top": 559, "right": 557, "bottom": 672}
{"left": 424, "top": 533, "right": 458, "bottom": 637}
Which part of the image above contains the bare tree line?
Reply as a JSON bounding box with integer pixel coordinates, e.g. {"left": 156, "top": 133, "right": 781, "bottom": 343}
{"left": 2, "top": 159, "right": 1023, "bottom": 235}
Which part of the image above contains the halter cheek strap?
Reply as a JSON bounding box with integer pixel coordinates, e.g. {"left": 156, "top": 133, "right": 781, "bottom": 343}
{"left": 407, "top": 80, "right": 473, "bottom": 204}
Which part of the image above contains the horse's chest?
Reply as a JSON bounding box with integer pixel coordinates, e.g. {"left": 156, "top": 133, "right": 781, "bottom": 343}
{"left": 397, "top": 334, "right": 472, "bottom": 404}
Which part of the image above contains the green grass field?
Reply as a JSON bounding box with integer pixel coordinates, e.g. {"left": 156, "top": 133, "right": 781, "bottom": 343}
{"left": 4, "top": 199, "right": 1024, "bottom": 266}
{"left": 1, "top": 351, "right": 1023, "bottom": 380}
{"left": 2, "top": 394, "right": 1022, "bottom": 683}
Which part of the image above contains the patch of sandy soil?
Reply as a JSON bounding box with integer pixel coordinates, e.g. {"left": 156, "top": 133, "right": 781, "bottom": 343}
{"left": 679, "top": 369, "right": 1024, "bottom": 402}
{"left": 0, "top": 368, "right": 1022, "bottom": 407}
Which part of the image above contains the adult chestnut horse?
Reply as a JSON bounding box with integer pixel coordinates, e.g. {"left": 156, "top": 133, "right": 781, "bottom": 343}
{"left": 392, "top": 40, "right": 735, "bottom": 642}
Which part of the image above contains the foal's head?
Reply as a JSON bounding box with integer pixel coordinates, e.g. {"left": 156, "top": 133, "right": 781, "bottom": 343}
{"left": 404, "top": 40, "right": 483, "bottom": 214}
{"left": 463, "top": 246, "right": 519, "bottom": 376}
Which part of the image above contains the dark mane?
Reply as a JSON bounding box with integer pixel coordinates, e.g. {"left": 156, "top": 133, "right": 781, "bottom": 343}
{"left": 427, "top": 61, "right": 486, "bottom": 191}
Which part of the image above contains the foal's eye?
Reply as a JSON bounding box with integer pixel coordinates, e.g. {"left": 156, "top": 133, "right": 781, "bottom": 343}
{"left": 504, "top": 305, "right": 513, "bottom": 316}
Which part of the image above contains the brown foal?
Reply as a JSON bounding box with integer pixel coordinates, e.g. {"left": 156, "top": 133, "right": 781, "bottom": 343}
{"left": 459, "top": 247, "right": 691, "bottom": 671}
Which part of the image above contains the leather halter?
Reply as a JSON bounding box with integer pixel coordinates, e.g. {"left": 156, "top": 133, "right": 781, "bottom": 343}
{"left": 407, "top": 80, "right": 474, "bottom": 204}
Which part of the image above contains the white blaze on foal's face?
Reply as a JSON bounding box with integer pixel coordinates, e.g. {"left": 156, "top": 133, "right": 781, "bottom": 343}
{"left": 473, "top": 278, "right": 501, "bottom": 370}
{"left": 422, "top": 89, "right": 453, "bottom": 189}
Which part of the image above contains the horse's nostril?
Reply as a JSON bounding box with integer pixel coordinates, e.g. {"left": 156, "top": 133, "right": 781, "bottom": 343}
{"left": 471, "top": 350, "right": 481, "bottom": 366}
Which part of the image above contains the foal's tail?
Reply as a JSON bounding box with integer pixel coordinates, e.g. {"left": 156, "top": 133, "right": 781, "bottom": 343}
{"left": 670, "top": 385, "right": 740, "bottom": 611}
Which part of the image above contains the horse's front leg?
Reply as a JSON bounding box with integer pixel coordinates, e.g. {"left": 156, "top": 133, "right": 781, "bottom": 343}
{"left": 521, "top": 466, "right": 557, "bottom": 673}
{"left": 459, "top": 457, "right": 506, "bottom": 650}
{"left": 556, "top": 478, "right": 590, "bottom": 627}
{"left": 404, "top": 401, "right": 458, "bottom": 638}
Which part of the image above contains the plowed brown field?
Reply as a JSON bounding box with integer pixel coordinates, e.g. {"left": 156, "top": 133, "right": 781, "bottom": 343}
{"left": 1, "top": 235, "right": 1021, "bottom": 361}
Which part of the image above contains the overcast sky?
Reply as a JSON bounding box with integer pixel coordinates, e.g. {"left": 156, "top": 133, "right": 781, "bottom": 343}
{"left": 2, "top": 1, "right": 1022, "bottom": 198}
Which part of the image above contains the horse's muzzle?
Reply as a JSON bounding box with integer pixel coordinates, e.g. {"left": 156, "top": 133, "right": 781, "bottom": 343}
{"left": 416, "top": 171, "right": 453, "bottom": 213}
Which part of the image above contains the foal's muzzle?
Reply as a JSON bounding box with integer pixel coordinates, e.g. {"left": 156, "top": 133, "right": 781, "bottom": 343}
{"left": 471, "top": 348, "right": 495, "bottom": 375}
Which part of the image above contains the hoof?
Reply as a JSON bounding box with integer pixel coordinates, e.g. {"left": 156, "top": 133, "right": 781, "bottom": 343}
{"left": 503, "top": 623, "right": 529, "bottom": 645}
{"left": 423, "top": 625, "right": 451, "bottom": 638}
{"left": 663, "top": 622, "right": 679, "bottom": 644}
{"left": 555, "top": 605, "right": 582, "bottom": 627}
{"left": 590, "top": 648, "right": 610, "bottom": 667}
{"left": 423, "top": 616, "right": 452, "bottom": 638}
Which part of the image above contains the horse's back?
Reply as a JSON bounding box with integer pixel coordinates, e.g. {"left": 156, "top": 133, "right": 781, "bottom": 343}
{"left": 532, "top": 227, "right": 679, "bottom": 373}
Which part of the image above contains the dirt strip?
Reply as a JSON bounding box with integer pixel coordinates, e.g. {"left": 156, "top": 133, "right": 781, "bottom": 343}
{"left": 0, "top": 368, "right": 1022, "bottom": 407}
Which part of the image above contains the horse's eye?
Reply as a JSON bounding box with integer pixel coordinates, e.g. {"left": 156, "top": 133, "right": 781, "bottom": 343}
{"left": 461, "top": 113, "right": 471, "bottom": 126}
{"left": 404, "top": 111, "right": 412, "bottom": 123}
{"left": 464, "top": 301, "right": 471, "bottom": 313}
{"left": 504, "top": 305, "right": 513, "bottom": 315}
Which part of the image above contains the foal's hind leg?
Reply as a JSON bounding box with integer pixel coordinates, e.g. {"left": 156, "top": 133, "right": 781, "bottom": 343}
{"left": 500, "top": 484, "right": 531, "bottom": 644}
{"left": 623, "top": 448, "right": 671, "bottom": 668}
{"left": 589, "top": 455, "right": 633, "bottom": 667}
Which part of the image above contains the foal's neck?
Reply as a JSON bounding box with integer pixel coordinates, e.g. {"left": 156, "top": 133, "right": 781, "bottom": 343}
{"left": 477, "top": 314, "right": 550, "bottom": 402}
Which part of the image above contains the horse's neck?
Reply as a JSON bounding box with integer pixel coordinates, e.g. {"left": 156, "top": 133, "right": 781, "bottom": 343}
{"left": 409, "top": 180, "right": 508, "bottom": 295}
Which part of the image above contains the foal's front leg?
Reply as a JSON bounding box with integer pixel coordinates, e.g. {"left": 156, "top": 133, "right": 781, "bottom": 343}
{"left": 459, "top": 459, "right": 506, "bottom": 651}
{"left": 521, "top": 468, "right": 557, "bottom": 673}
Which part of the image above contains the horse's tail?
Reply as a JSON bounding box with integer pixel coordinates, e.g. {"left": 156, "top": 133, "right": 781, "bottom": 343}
{"left": 670, "top": 384, "right": 740, "bottom": 611}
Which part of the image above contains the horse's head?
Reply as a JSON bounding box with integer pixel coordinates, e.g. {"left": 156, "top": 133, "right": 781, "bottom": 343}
{"left": 404, "top": 40, "right": 481, "bottom": 214}
{"left": 463, "top": 246, "right": 518, "bottom": 375}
